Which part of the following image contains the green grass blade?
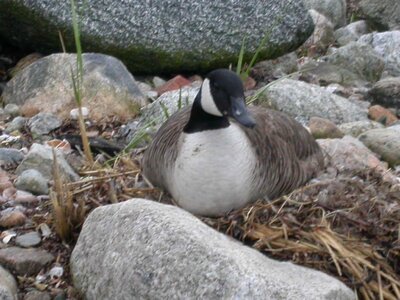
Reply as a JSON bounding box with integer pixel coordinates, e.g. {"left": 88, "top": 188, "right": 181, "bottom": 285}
{"left": 236, "top": 37, "right": 246, "bottom": 75}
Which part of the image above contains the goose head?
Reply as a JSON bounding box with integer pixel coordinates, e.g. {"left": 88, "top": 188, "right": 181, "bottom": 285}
{"left": 184, "top": 69, "right": 256, "bottom": 133}
{"left": 199, "top": 69, "right": 256, "bottom": 128}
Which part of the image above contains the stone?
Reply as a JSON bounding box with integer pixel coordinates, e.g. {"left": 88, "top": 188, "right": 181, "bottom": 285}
{"left": 369, "top": 77, "right": 400, "bottom": 109}
{"left": 14, "top": 169, "right": 49, "bottom": 195}
{"left": 15, "top": 231, "right": 41, "bottom": 248}
{"left": 309, "top": 117, "right": 344, "bottom": 139}
{"left": 24, "top": 290, "right": 51, "bottom": 300}
{"left": 0, "top": 247, "right": 54, "bottom": 276}
{"left": 152, "top": 76, "right": 166, "bottom": 88}
{"left": 0, "top": 210, "right": 26, "bottom": 228}
{"left": 324, "top": 41, "right": 384, "bottom": 82}
{"left": 4, "top": 116, "right": 27, "bottom": 133}
{"left": 71, "top": 199, "right": 354, "bottom": 299}
{"left": 0, "top": 148, "right": 24, "bottom": 166}
{"left": 258, "top": 78, "right": 368, "bottom": 124}
{"left": 358, "top": 125, "right": 400, "bottom": 166}
{"left": 299, "top": 60, "right": 368, "bottom": 88}
{"left": 338, "top": 120, "right": 384, "bottom": 137}
{"left": 334, "top": 20, "right": 369, "bottom": 46}
{"left": 13, "top": 190, "right": 39, "bottom": 205}
{"left": 0, "top": 265, "right": 18, "bottom": 300}
{"left": 2, "top": 53, "right": 146, "bottom": 121}
{"left": 303, "top": 10, "right": 335, "bottom": 52}
{"left": 318, "top": 136, "right": 388, "bottom": 173}
{"left": 0, "top": 1, "right": 314, "bottom": 74}
{"left": 358, "top": 31, "right": 400, "bottom": 77}
{"left": 368, "top": 105, "right": 398, "bottom": 126}
{"left": 3, "top": 104, "right": 19, "bottom": 117}
{"left": 69, "top": 107, "right": 89, "bottom": 120}
{"left": 126, "top": 86, "right": 199, "bottom": 144}
{"left": 360, "top": 0, "right": 400, "bottom": 30}
{"left": 252, "top": 52, "right": 298, "bottom": 80}
{"left": 27, "top": 112, "right": 62, "bottom": 136}
{"left": 155, "top": 75, "right": 191, "bottom": 96}
{"left": 16, "top": 143, "right": 79, "bottom": 182}
{"left": 302, "top": 0, "right": 346, "bottom": 28}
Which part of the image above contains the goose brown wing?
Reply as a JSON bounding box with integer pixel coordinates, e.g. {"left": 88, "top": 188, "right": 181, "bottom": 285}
{"left": 142, "top": 106, "right": 191, "bottom": 189}
{"left": 243, "top": 107, "right": 324, "bottom": 199}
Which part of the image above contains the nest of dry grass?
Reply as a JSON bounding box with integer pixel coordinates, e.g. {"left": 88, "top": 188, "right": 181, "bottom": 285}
{"left": 203, "top": 168, "right": 400, "bottom": 300}
{"left": 52, "top": 151, "right": 400, "bottom": 299}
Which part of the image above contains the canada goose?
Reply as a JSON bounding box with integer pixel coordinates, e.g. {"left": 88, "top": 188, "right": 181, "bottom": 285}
{"left": 142, "top": 69, "right": 324, "bottom": 216}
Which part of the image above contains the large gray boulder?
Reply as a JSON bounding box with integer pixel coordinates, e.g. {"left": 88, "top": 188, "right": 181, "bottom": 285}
{"left": 258, "top": 79, "right": 368, "bottom": 124}
{"left": 360, "top": 0, "right": 400, "bottom": 30}
{"left": 70, "top": 199, "right": 354, "bottom": 300}
{"left": 0, "top": 1, "right": 314, "bottom": 74}
{"left": 2, "top": 53, "right": 146, "bottom": 121}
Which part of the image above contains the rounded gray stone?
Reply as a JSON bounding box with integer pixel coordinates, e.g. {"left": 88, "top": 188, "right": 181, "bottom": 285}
{"left": 360, "top": 0, "right": 400, "bottom": 31}
{"left": 71, "top": 199, "right": 354, "bottom": 300}
{"left": 302, "top": 0, "right": 347, "bottom": 28}
{"left": 16, "top": 143, "right": 79, "bottom": 182}
{"left": 358, "top": 31, "right": 400, "bottom": 78}
{"left": 4, "top": 116, "right": 28, "bottom": 133}
{"left": 0, "top": 1, "right": 314, "bottom": 74}
{"left": 0, "top": 265, "right": 18, "bottom": 300}
{"left": 324, "top": 41, "right": 385, "bottom": 82}
{"left": 0, "top": 247, "right": 54, "bottom": 276}
{"left": 27, "top": 113, "right": 62, "bottom": 135}
{"left": 358, "top": 125, "right": 400, "bottom": 167}
{"left": 258, "top": 78, "right": 368, "bottom": 124}
{"left": 338, "top": 120, "right": 384, "bottom": 137}
{"left": 15, "top": 169, "right": 49, "bottom": 195}
{"left": 0, "top": 148, "right": 24, "bottom": 165}
{"left": 15, "top": 231, "right": 41, "bottom": 248}
{"left": 3, "top": 104, "right": 19, "bottom": 117}
{"left": 334, "top": 21, "right": 369, "bottom": 46}
{"left": 370, "top": 77, "right": 400, "bottom": 109}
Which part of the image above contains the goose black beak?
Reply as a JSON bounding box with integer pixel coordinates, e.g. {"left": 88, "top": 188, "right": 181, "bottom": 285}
{"left": 230, "top": 97, "right": 256, "bottom": 128}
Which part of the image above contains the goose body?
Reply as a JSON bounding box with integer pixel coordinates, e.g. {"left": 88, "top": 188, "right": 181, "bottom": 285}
{"left": 142, "top": 69, "right": 323, "bottom": 216}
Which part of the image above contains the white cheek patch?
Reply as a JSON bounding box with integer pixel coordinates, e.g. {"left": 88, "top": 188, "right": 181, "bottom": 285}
{"left": 200, "top": 78, "right": 223, "bottom": 117}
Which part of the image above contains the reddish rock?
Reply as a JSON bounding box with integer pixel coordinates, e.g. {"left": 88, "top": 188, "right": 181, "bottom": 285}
{"left": 0, "top": 210, "right": 27, "bottom": 228}
{"left": 155, "top": 75, "right": 191, "bottom": 96}
{"left": 368, "top": 105, "right": 398, "bottom": 125}
{"left": 243, "top": 76, "right": 257, "bottom": 91}
{"left": 309, "top": 117, "right": 344, "bottom": 139}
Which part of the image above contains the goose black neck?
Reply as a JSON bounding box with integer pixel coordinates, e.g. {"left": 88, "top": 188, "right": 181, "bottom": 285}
{"left": 183, "top": 94, "right": 230, "bottom": 133}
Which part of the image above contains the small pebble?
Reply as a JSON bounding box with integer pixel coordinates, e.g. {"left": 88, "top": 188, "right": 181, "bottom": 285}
{"left": 48, "top": 266, "right": 64, "bottom": 279}
{"left": 14, "top": 190, "right": 39, "bottom": 205}
{"left": 24, "top": 290, "right": 51, "bottom": 300}
{"left": 16, "top": 231, "right": 41, "bottom": 248}
{"left": 70, "top": 107, "right": 89, "bottom": 120}
{"left": 4, "top": 104, "right": 20, "bottom": 117}
{"left": 152, "top": 76, "right": 166, "bottom": 88}
{"left": 15, "top": 169, "right": 49, "bottom": 195}
{"left": 4, "top": 116, "right": 28, "bottom": 133}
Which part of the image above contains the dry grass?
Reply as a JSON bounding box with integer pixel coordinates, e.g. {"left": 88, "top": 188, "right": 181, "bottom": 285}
{"left": 203, "top": 168, "right": 400, "bottom": 300}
